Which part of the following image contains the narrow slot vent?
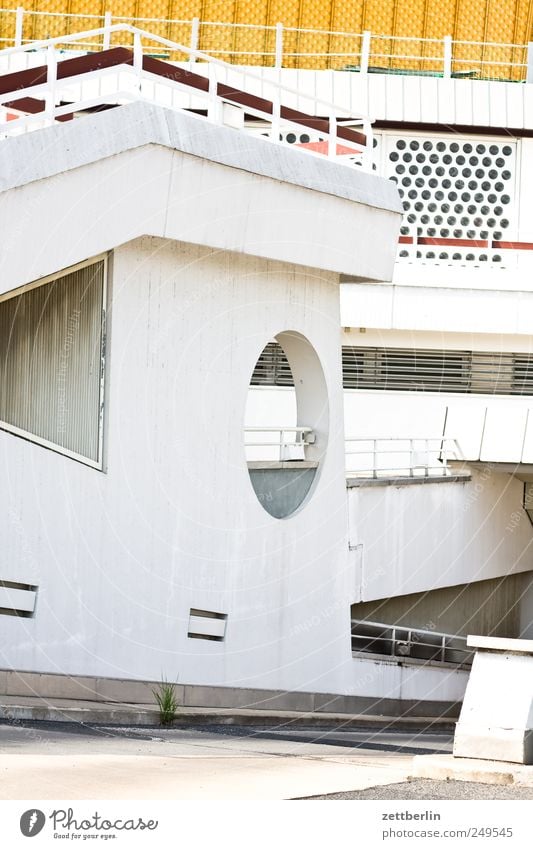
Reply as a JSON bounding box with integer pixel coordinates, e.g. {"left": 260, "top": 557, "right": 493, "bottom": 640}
{"left": 0, "top": 579, "right": 38, "bottom": 618}
{"left": 188, "top": 608, "right": 227, "bottom": 642}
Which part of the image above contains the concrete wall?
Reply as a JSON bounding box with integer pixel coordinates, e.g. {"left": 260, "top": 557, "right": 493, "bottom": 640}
{"left": 0, "top": 237, "right": 355, "bottom": 695}
{"left": 348, "top": 468, "right": 533, "bottom": 603}
{"left": 351, "top": 572, "right": 527, "bottom": 638}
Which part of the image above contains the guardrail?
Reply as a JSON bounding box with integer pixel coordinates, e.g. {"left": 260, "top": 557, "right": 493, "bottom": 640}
{"left": 244, "top": 426, "right": 314, "bottom": 462}
{"left": 0, "top": 9, "right": 529, "bottom": 81}
{"left": 345, "top": 436, "right": 464, "bottom": 479}
{"left": 351, "top": 618, "right": 474, "bottom": 667}
{"left": 0, "top": 23, "right": 372, "bottom": 167}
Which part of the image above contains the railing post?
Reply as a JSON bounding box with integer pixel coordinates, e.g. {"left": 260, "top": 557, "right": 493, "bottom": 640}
{"left": 190, "top": 16, "right": 200, "bottom": 63}
{"left": 527, "top": 42, "right": 533, "bottom": 83}
{"left": 133, "top": 30, "right": 143, "bottom": 89}
{"left": 45, "top": 43, "right": 57, "bottom": 123}
{"left": 360, "top": 30, "right": 371, "bottom": 74}
{"left": 409, "top": 438, "right": 414, "bottom": 476}
{"left": 328, "top": 111, "right": 337, "bottom": 159}
{"left": 207, "top": 63, "right": 220, "bottom": 123}
{"left": 372, "top": 439, "right": 377, "bottom": 479}
{"left": 443, "top": 35, "right": 452, "bottom": 78}
{"left": 14, "top": 6, "right": 24, "bottom": 48}
{"left": 103, "top": 11, "right": 112, "bottom": 50}
{"left": 274, "top": 22, "right": 283, "bottom": 69}
{"left": 362, "top": 117, "right": 373, "bottom": 171}
{"left": 271, "top": 93, "right": 281, "bottom": 141}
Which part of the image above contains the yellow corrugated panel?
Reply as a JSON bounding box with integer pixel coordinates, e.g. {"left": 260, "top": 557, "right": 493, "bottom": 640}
{"left": 199, "top": 0, "right": 235, "bottom": 61}
{"left": 266, "top": 0, "right": 300, "bottom": 68}
{"left": 508, "top": 0, "right": 531, "bottom": 79}
{"left": 391, "top": 0, "right": 426, "bottom": 71}
{"left": 329, "top": 0, "right": 364, "bottom": 72}
{"left": 364, "top": 0, "right": 396, "bottom": 69}
{"left": 27, "top": 0, "right": 72, "bottom": 41}
{"left": 453, "top": 0, "right": 487, "bottom": 75}
{"left": 423, "top": 0, "right": 457, "bottom": 73}
{"left": 167, "top": 1, "right": 202, "bottom": 59}
{"left": 1, "top": 0, "right": 532, "bottom": 79}
{"left": 295, "top": 0, "right": 331, "bottom": 69}
{"left": 233, "top": 1, "right": 270, "bottom": 67}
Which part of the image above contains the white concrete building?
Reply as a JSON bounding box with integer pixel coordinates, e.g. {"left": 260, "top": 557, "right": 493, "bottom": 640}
{"left": 1, "top": 22, "right": 532, "bottom": 716}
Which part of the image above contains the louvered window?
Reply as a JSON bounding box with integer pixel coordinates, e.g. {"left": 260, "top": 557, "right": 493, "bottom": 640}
{"left": 0, "top": 257, "right": 106, "bottom": 466}
{"left": 251, "top": 343, "right": 533, "bottom": 396}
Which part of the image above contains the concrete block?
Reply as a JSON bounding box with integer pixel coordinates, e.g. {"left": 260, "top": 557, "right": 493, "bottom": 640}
{"left": 182, "top": 685, "right": 314, "bottom": 712}
{"left": 454, "top": 636, "right": 533, "bottom": 765}
{"left": 412, "top": 754, "right": 533, "bottom": 787}
{"left": 96, "top": 677, "right": 184, "bottom": 706}
{"left": 0, "top": 670, "right": 7, "bottom": 695}
{"left": 5, "top": 671, "right": 98, "bottom": 701}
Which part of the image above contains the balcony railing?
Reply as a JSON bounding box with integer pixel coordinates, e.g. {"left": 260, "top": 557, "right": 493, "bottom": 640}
{"left": 244, "top": 426, "right": 314, "bottom": 462}
{"left": 345, "top": 436, "right": 464, "bottom": 479}
{"left": 0, "top": 9, "right": 530, "bottom": 81}
{"left": 351, "top": 618, "right": 474, "bottom": 667}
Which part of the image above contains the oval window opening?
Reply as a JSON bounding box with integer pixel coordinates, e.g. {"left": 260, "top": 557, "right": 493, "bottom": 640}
{"left": 244, "top": 332, "right": 329, "bottom": 519}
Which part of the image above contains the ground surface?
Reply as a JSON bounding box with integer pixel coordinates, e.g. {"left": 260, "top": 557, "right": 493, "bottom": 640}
{"left": 0, "top": 720, "right": 525, "bottom": 801}
{"left": 303, "top": 779, "right": 533, "bottom": 800}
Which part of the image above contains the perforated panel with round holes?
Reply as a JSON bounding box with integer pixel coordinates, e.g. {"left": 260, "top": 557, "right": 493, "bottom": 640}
{"left": 380, "top": 134, "right": 516, "bottom": 267}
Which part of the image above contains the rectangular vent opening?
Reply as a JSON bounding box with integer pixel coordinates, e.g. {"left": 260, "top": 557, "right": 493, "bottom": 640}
{"left": 0, "top": 580, "right": 38, "bottom": 618}
{"left": 188, "top": 608, "right": 227, "bottom": 642}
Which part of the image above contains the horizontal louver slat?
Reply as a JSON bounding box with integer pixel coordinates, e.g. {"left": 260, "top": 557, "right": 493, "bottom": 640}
{"left": 251, "top": 343, "right": 533, "bottom": 395}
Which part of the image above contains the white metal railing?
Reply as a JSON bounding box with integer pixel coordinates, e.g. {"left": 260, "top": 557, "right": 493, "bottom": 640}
{"left": 0, "top": 22, "right": 372, "bottom": 168}
{"left": 351, "top": 618, "right": 473, "bottom": 667}
{"left": 244, "top": 426, "right": 314, "bottom": 462}
{"left": 345, "top": 436, "right": 464, "bottom": 479}
{"left": 0, "top": 9, "right": 529, "bottom": 81}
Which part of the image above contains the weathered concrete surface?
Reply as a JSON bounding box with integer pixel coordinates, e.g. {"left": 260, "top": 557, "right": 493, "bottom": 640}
{"left": 412, "top": 754, "right": 533, "bottom": 788}
{"left": 0, "top": 724, "right": 413, "bottom": 800}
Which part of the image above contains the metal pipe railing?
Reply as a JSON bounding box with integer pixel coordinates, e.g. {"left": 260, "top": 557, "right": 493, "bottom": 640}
{"left": 0, "top": 23, "right": 372, "bottom": 167}
{"left": 244, "top": 426, "right": 314, "bottom": 462}
{"left": 351, "top": 618, "right": 474, "bottom": 667}
{"left": 344, "top": 436, "right": 464, "bottom": 479}
{"left": 0, "top": 9, "right": 529, "bottom": 80}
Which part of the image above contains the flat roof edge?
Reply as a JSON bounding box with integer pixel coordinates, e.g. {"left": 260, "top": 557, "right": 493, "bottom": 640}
{"left": 0, "top": 102, "right": 402, "bottom": 214}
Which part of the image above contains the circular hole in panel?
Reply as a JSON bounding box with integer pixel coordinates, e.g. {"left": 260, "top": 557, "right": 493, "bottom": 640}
{"left": 245, "top": 332, "right": 328, "bottom": 520}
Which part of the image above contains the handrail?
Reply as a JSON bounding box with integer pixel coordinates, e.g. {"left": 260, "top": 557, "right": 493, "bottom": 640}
{"left": 244, "top": 426, "right": 314, "bottom": 462}
{"left": 345, "top": 436, "right": 465, "bottom": 478}
{"left": 0, "top": 9, "right": 529, "bottom": 80}
{"left": 351, "top": 617, "right": 473, "bottom": 666}
{"left": 0, "top": 26, "right": 372, "bottom": 166}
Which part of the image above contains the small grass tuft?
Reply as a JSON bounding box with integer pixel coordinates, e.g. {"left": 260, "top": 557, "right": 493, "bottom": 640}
{"left": 152, "top": 678, "right": 179, "bottom": 726}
